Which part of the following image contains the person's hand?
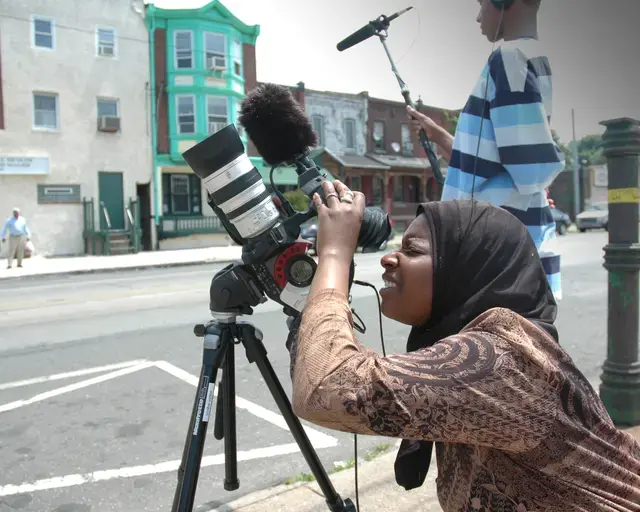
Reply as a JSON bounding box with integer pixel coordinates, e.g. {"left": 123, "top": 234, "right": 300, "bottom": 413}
{"left": 407, "top": 105, "right": 442, "bottom": 142}
{"left": 546, "top": 188, "right": 555, "bottom": 209}
{"left": 312, "top": 180, "right": 365, "bottom": 263}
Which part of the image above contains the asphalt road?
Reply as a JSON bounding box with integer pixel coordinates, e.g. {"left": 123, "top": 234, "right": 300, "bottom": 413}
{"left": 0, "top": 231, "right": 610, "bottom": 512}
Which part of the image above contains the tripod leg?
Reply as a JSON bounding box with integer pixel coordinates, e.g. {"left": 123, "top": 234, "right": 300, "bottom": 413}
{"left": 238, "top": 323, "right": 356, "bottom": 512}
{"left": 172, "top": 323, "right": 228, "bottom": 512}
{"left": 213, "top": 380, "right": 224, "bottom": 440}
{"left": 222, "top": 338, "right": 239, "bottom": 491}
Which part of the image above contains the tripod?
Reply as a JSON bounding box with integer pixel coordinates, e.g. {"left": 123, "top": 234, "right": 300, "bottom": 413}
{"left": 171, "top": 312, "right": 356, "bottom": 512}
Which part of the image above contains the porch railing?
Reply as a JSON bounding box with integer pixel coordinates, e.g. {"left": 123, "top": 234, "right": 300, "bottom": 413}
{"left": 82, "top": 197, "right": 141, "bottom": 255}
{"left": 158, "top": 215, "right": 225, "bottom": 239}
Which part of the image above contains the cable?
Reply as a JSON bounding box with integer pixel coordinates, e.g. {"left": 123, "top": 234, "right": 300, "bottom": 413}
{"left": 395, "top": 5, "right": 421, "bottom": 66}
{"left": 347, "top": 279, "right": 387, "bottom": 511}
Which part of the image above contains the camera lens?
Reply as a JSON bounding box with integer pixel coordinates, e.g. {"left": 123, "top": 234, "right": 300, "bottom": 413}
{"left": 183, "top": 124, "right": 281, "bottom": 239}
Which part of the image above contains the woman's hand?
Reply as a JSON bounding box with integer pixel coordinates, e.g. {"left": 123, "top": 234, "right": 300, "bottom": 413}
{"left": 312, "top": 180, "right": 365, "bottom": 264}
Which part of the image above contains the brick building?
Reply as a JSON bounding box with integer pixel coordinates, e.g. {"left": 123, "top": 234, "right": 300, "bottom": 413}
{"left": 309, "top": 87, "right": 454, "bottom": 230}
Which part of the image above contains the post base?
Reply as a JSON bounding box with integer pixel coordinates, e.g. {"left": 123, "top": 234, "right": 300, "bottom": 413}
{"left": 599, "top": 360, "right": 640, "bottom": 427}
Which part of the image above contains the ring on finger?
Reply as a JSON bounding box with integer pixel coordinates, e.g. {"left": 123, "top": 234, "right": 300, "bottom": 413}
{"left": 341, "top": 190, "right": 355, "bottom": 203}
{"left": 326, "top": 193, "right": 339, "bottom": 202}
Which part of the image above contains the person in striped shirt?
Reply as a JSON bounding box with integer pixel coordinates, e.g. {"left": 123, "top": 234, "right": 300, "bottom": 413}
{"left": 408, "top": 0, "right": 565, "bottom": 299}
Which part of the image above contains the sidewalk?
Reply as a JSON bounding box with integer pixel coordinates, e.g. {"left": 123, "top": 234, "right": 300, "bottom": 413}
{"left": 214, "top": 427, "right": 640, "bottom": 511}
{"left": 0, "top": 245, "right": 243, "bottom": 281}
{"left": 212, "top": 440, "right": 442, "bottom": 512}
{"left": 0, "top": 236, "right": 403, "bottom": 282}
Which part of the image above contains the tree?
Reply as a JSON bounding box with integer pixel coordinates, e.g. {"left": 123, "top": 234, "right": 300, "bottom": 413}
{"left": 552, "top": 131, "right": 604, "bottom": 170}
{"left": 577, "top": 134, "right": 605, "bottom": 166}
{"left": 442, "top": 110, "right": 460, "bottom": 136}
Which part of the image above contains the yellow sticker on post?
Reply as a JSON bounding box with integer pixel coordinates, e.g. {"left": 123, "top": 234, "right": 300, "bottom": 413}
{"left": 608, "top": 188, "right": 640, "bottom": 204}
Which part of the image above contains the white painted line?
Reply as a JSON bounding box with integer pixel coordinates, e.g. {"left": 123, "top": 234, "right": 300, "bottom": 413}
{"left": 0, "top": 443, "right": 305, "bottom": 497}
{"left": 0, "top": 362, "right": 155, "bottom": 414}
{"left": 153, "top": 361, "right": 338, "bottom": 448}
{"left": 154, "top": 360, "right": 198, "bottom": 386}
{"left": 0, "top": 360, "right": 148, "bottom": 391}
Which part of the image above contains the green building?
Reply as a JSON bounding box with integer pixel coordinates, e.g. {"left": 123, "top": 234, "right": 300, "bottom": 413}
{"left": 146, "top": 0, "right": 263, "bottom": 248}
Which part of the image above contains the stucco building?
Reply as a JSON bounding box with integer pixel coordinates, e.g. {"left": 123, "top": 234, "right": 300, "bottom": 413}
{"left": 0, "top": 0, "right": 153, "bottom": 256}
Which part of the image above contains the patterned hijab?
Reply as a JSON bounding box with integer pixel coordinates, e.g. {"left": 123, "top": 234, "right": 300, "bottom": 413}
{"left": 395, "top": 199, "right": 559, "bottom": 490}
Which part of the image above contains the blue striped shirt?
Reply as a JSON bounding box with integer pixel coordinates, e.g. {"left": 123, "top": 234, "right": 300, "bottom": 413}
{"left": 441, "top": 38, "right": 565, "bottom": 299}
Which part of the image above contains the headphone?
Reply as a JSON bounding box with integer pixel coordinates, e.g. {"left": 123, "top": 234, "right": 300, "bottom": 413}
{"left": 490, "top": 0, "right": 515, "bottom": 9}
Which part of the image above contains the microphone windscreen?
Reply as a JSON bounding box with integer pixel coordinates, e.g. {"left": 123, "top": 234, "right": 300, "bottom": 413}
{"left": 239, "top": 83, "right": 317, "bottom": 166}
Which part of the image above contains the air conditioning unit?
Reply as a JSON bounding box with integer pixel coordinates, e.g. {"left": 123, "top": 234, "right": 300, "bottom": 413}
{"left": 98, "top": 45, "right": 115, "bottom": 57}
{"left": 207, "top": 56, "right": 226, "bottom": 72}
{"left": 208, "top": 122, "right": 226, "bottom": 134}
{"left": 98, "top": 115, "right": 120, "bottom": 133}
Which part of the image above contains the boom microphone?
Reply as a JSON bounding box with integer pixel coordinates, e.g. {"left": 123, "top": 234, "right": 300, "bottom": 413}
{"left": 239, "top": 83, "right": 392, "bottom": 252}
{"left": 336, "top": 7, "right": 413, "bottom": 52}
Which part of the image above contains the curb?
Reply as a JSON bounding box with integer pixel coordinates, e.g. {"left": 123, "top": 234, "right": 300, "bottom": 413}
{"left": 0, "top": 256, "right": 239, "bottom": 282}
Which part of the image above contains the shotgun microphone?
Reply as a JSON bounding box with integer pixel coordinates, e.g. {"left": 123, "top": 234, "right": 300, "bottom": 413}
{"left": 336, "top": 6, "right": 413, "bottom": 52}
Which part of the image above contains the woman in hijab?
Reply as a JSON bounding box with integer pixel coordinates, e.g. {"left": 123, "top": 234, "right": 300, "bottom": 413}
{"left": 286, "top": 179, "right": 640, "bottom": 511}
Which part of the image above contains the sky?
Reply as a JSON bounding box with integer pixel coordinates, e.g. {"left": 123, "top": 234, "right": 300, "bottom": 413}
{"left": 152, "top": 0, "right": 640, "bottom": 145}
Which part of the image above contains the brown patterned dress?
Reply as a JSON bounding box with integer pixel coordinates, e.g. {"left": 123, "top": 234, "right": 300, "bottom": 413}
{"left": 288, "top": 289, "right": 640, "bottom": 511}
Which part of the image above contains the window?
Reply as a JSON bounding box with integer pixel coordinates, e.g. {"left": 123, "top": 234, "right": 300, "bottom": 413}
{"left": 401, "top": 124, "right": 413, "bottom": 155}
{"left": 175, "top": 31, "right": 193, "bottom": 69}
{"left": 162, "top": 174, "right": 202, "bottom": 215}
{"left": 97, "top": 98, "right": 118, "bottom": 117}
{"left": 311, "top": 115, "right": 325, "bottom": 146}
{"left": 96, "top": 27, "right": 116, "bottom": 57}
{"left": 373, "top": 121, "right": 385, "bottom": 151}
{"left": 33, "top": 92, "right": 58, "bottom": 129}
{"left": 207, "top": 96, "right": 228, "bottom": 134}
{"left": 349, "top": 176, "right": 362, "bottom": 192}
{"left": 176, "top": 95, "right": 195, "bottom": 134}
{"left": 32, "top": 16, "right": 54, "bottom": 49}
{"left": 234, "top": 100, "right": 244, "bottom": 138}
{"left": 232, "top": 40, "right": 242, "bottom": 76}
{"left": 394, "top": 176, "right": 404, "bottom": 201}
{"left": 373, "top": 176, "right": 384, "bottom": 205}
{"left": 344, "top": 118, "right": 356, "bottom": 151}
{"left": 204, "top": 32, "right": 226, "bottom": 70}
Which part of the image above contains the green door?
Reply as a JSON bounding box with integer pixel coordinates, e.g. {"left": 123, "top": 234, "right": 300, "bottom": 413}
{"left": 98, "top": 172, "right": 125, "bottom": 230}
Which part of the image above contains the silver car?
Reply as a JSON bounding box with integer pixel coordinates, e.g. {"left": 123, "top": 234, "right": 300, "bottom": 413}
{"left": 576, "top": 203, "right": 609, "bottom": 232}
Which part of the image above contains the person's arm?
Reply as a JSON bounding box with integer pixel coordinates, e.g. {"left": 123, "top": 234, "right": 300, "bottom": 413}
{"left": 290, "top": 292, "right": 557, "bottom": 452}
{"left": 24, "top": 220, "right": 31, "bottom": 239}
{"left": 430, "top": 125, "right": 454, "bottom": 162}
{"left": 489, "top": 50, "right": 565, "bottom": 194}
{"left": 407, "top": 105, "right": 454, "bottom": 162}
{"left": 1, "top": 219, "right": 8, "bottom": 240}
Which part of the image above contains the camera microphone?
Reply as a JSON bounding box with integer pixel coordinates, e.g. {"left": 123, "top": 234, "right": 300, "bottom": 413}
{"left": 239, "top": 83, "right": 392, "bottom": 252}
{"left": 336, "top": 6, "right": 413, "bottom": 52}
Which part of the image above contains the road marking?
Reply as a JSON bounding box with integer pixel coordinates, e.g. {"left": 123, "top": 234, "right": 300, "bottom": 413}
{"left": 153, "top": 361, "right": 338, "bottom": 448}
{"left": 0, "top": 359, "right": 338, "bottom": 497}
{"left": 0, "top": 360, "right": 147, "bottom": 391}
{"left": 0, "top": 362, "right": 155, "bottom": 414}
{"left": 0, "top": 443, "right": 303, "bottom": 497}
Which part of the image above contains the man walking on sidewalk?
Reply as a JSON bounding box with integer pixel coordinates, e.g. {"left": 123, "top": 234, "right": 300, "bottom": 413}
{"left": 1, "top": 207, "right": 32, "bottom": 269}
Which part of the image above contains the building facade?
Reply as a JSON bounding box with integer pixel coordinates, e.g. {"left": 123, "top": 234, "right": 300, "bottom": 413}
{"left": 308, "top": 86, "right": 453, "bottom": 230}
{"left": 363, "top": 96, "right": 450, "bottom": 230}
{"left": 303, "top": 85, "right": 392, "bottom": 200}
{"left": 146, "top": 1, "right": 261, "bottom": 250}
{"left": 0, "top": 0, "right": 153, "bottom": 256}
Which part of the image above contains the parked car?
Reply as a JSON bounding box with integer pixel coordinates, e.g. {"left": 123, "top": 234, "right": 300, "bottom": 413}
{"left": 551, "top": 208, "right": 572, "bottom": 235}
{"left": 299, "top": 206, "right": 396, "bottom": 253}
{"left": 576, "top": 203, "right": 609, "bottom": 232}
